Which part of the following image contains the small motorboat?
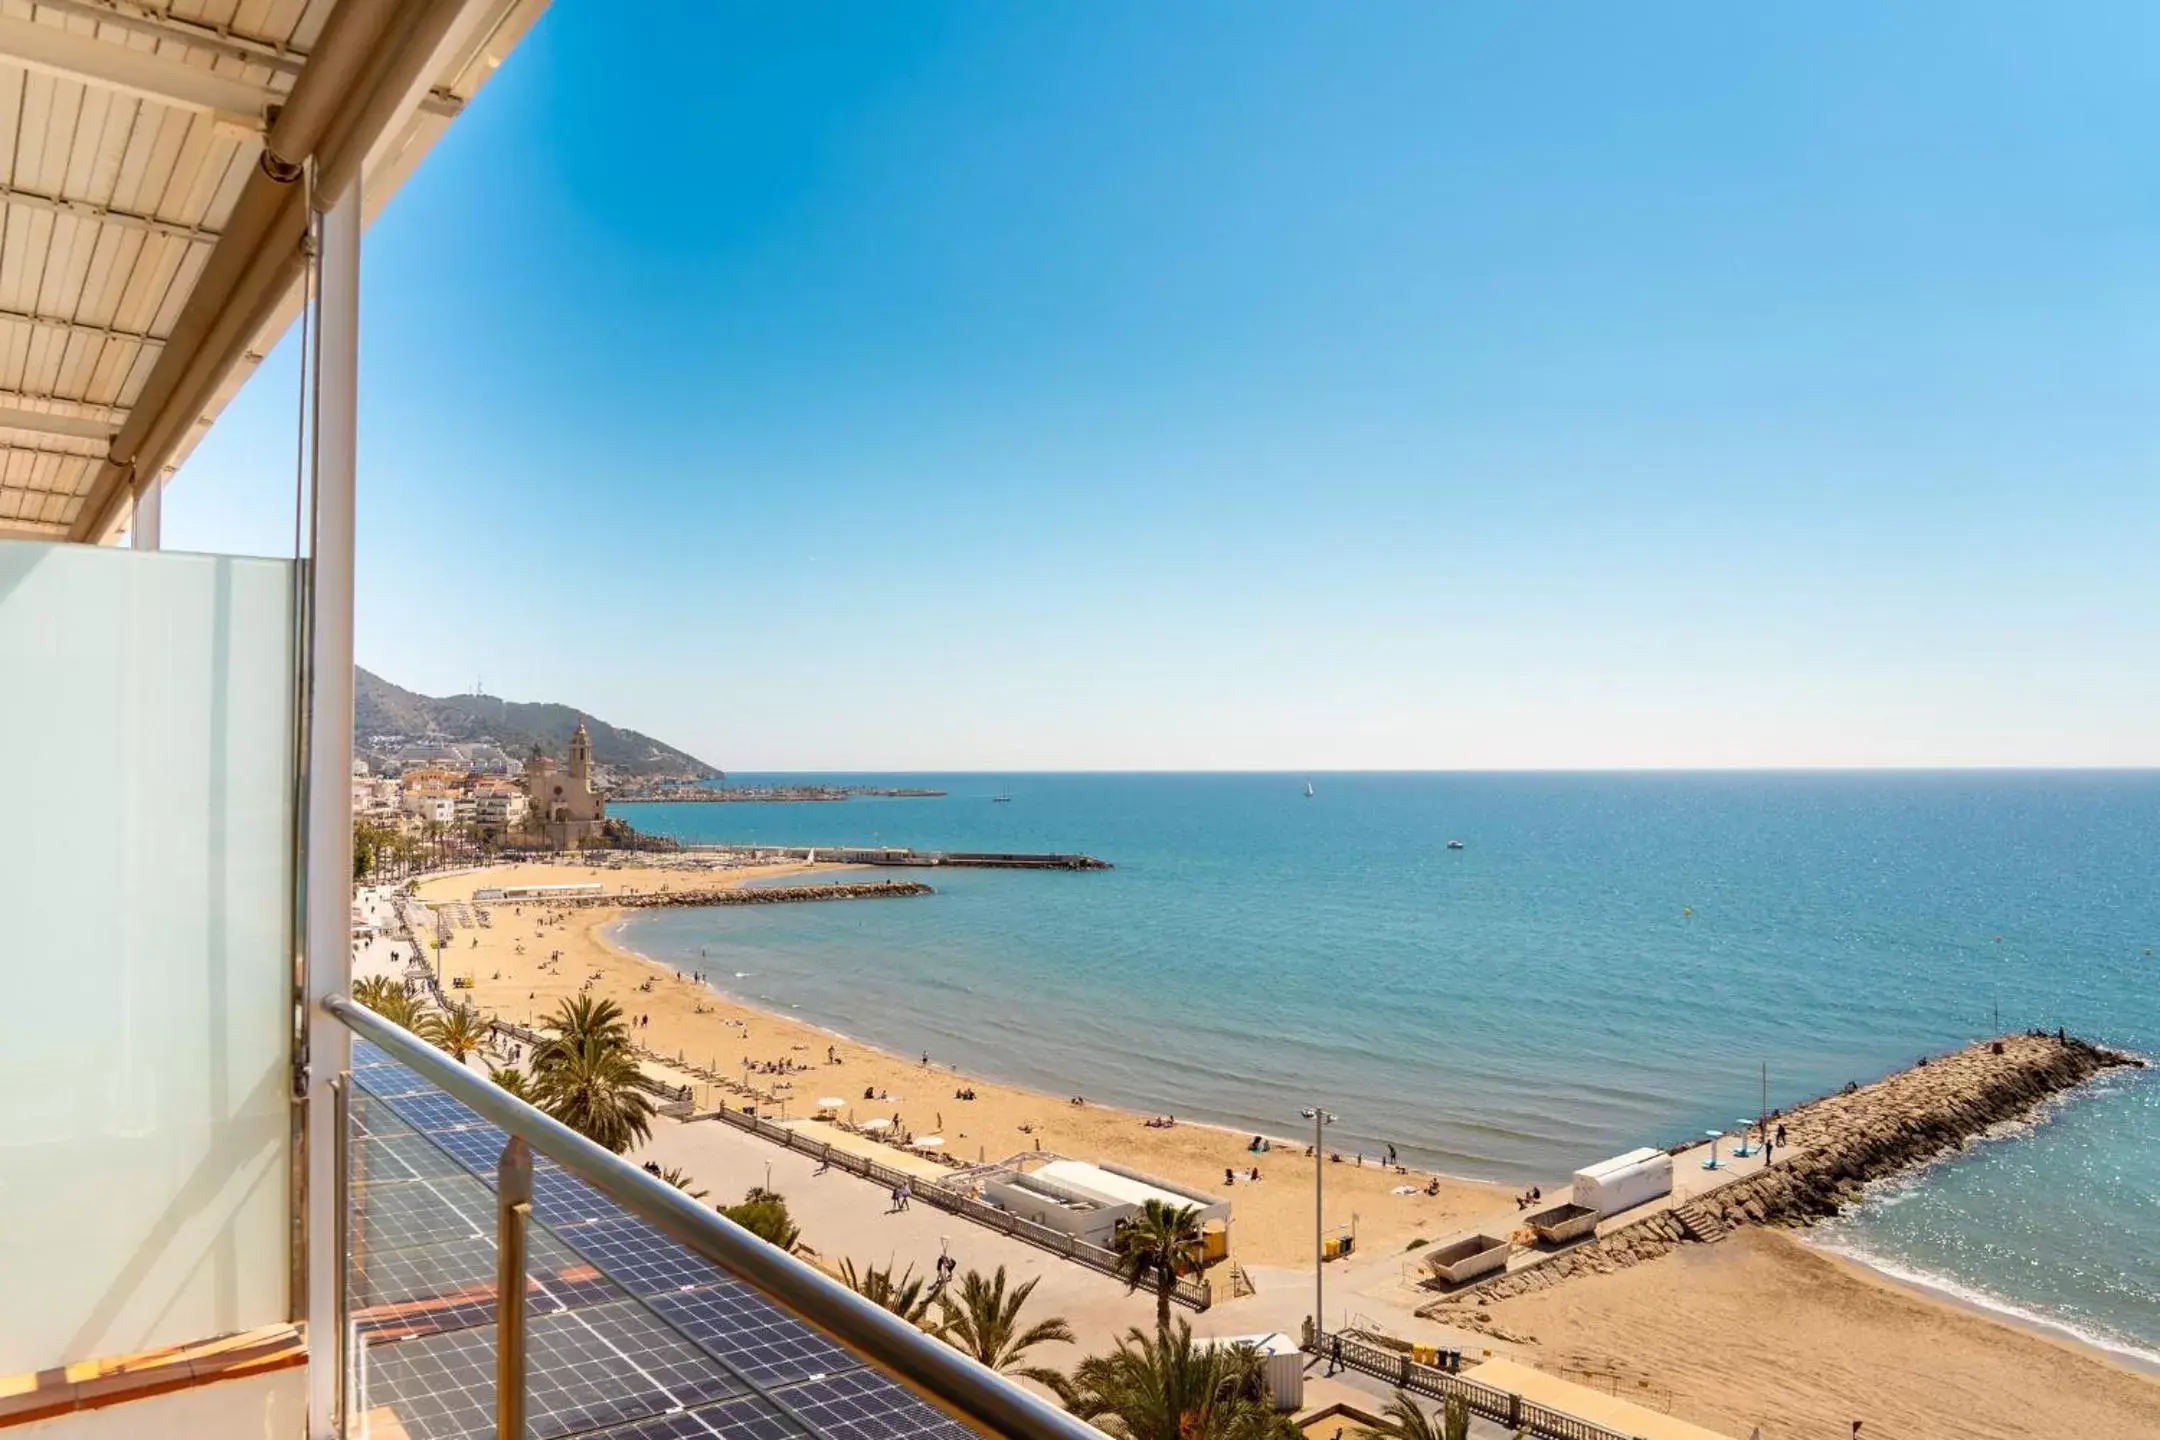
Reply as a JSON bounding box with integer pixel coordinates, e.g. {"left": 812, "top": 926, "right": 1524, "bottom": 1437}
{"left": 1446, "top": 839, "right": 1465, "bottom": 851}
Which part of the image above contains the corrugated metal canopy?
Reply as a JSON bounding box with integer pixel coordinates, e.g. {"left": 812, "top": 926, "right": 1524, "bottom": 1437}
{"left": 0, "top": 0, "right": 547, "bottom": 541}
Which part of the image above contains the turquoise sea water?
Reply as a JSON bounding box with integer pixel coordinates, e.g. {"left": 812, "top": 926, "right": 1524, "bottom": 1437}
{"left": 613, "top": 772, "right": 2160, "bottom": 1356}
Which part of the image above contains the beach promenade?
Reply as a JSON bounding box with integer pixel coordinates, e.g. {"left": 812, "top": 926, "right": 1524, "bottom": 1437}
{"left": 627, "top": 1105, "right": 1600, "bottom": 1440}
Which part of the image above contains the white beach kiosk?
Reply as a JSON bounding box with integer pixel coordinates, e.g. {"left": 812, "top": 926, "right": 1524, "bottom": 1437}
{"left": 1571, "top": 1146, "right": 1675, "bottom": 1217}
{"left": 978, "top": 1158, "right": 1230, "bottom": 1250}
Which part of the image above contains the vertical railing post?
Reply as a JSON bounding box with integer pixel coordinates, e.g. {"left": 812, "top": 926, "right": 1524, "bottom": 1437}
{"left": 330, "top": 1074, "right": 349, "bottom": 1435}
{"left": 497, "top": 1136, "right": 532, "bottom": 1440}
{"left": 303, "top": 173, "right": 359, "bottom": 1440}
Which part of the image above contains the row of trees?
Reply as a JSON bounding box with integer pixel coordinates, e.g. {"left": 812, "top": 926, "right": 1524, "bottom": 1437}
{"left": 354, "top": 818, "right": 486, "bottom": 880}
{"left": 351, "top": 980, "right": 1482, "bottom": 1440}
{"left": 353, "top": 815, "right": 677, "bottom": 881}
{"left": 352, "top": 984, "right": 656, "bottom": 1154}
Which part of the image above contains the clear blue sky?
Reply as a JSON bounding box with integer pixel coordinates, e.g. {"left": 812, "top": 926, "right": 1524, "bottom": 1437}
{"left": 169, "top": 2, "right": 2160, "bottom": 770}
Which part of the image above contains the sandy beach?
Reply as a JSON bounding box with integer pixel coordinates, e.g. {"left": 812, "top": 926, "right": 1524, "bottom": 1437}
{"left": 406, "top": 860, "right": 2160, "bottom": 1437}
{"left": 1480, "top": 1228, "right": 2160, "bottom": 1440}
{"left": 413, "top": 861, "right": 1507, "bottom": 1268}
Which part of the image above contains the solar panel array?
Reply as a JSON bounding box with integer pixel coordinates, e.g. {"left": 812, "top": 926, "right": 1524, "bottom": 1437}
{"left": 349, "top": 1041, "right": 978, "bottom": 1440}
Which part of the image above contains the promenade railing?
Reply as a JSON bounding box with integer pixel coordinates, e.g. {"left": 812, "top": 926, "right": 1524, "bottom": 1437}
{"left": 711, "top": 1105, "right": 1214, "bottom": 1311}
{"left": 1314, "top": 1332, "right": 1645, "bottom": 1440}
{"left": 330, "top": 994, "right": 1102, "bottom": 1440}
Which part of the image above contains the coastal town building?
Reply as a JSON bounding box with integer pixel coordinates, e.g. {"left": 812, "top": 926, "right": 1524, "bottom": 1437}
{"left": 352, "top": 775, "right": 401, "bottom": 819}
{"left": 400, "top": 792, "right": 457, "bottom": 825}
{"left": 524, "top": 719, "right": 608, "bottom": 848}
{"left": 472, "top": 791, "right": 529, "bottom": 831}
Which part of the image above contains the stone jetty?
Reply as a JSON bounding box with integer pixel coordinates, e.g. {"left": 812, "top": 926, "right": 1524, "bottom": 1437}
{"left": 1426, "top": 1032, "right": 2142, "bottom": 1308}
{"left": 480, "top": 881, "right": 934, "bottom": 910}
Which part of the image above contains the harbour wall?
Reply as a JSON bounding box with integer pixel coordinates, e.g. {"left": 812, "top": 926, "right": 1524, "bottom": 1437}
{"left": 1427, "top": 1032, "right": 2142, "bottom": 1307}
{"left": 480, "top": 881, "right": 935, "bottom": 910}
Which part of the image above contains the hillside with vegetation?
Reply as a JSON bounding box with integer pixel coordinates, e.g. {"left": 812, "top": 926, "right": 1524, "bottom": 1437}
{"left": 355, "top": 667, "right": 718, "bottom": 777}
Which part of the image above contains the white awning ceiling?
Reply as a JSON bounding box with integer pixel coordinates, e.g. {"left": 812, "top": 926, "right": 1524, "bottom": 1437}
{"left": 0, "top": 0, "right": 548, "bottom": 543}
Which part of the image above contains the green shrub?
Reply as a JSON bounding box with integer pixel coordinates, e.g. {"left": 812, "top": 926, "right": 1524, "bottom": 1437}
{"left": 721, "top": 1191, "right": 801, "bottom": 1252}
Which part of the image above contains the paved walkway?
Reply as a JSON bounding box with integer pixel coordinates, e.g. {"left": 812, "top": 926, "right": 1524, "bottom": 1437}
{"left": 630, "top": 1112, "right": 1500, "bottom": 1362}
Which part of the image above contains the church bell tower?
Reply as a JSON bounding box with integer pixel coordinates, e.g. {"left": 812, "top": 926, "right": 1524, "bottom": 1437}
{"left": 569, "top": 719, "right": 592, "bottom": 787}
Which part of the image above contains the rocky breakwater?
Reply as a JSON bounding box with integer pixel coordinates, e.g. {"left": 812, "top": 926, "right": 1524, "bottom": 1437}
{"left": 1427, "top": 1032, "right": 2142, "bottom": 1309}
{"left": 488, "top": 881, "right": 935, "bottom": 910}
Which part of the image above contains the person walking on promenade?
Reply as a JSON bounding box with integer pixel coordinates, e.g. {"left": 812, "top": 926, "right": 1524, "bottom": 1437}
{"left": 1326, "top": 1334, "right": 1342, "bottom": 1376}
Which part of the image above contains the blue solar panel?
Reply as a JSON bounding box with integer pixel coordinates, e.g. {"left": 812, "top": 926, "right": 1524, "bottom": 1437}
{"left": 349, "top": 1175, "right": 493, "bottom": 1254}
{"left": 357, "top": 1131, "right": 470, "bottom": 1182}
{"left": 354, "top": 1060, "right": 434, "bottom": 1098}
{"left": 651, "top": 1287, "right": 862, "bottom": 1387}
{"left": 584, "top": 1398, "right": 807, "bottom": 1440}
{"left": 347, "top": 1041, "right": 966, "bottom": 1440}
{"left": 561, "top": 1216, "right": 736, "bottom": 1296}
{"left": 382, "top": 1090, "right": 490, "bottom": 1134}
{"left": 428, "top": 1125, "right": 517, "bottom": 1175}
{"left": 364, "top": 1302, "right": 744, "bottom": 1440}
{"left": 352, "top": 1089, "right": 431, "bottom": 1136}
{"left": 530, "top": 1164, "right": 629, "bottom": 1229}
{"left": 771, "top": 1371, "right": 974, "bottom": 1440}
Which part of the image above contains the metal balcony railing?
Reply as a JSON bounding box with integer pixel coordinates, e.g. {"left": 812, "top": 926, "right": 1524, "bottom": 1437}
{"left": 328, "top": 994, "right": 1101, "bottom": 1440}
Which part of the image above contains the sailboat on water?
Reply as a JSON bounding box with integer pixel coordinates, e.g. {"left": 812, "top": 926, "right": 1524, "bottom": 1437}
{"left": 1304, "top": 780, "right": 1315, "bottom": 798}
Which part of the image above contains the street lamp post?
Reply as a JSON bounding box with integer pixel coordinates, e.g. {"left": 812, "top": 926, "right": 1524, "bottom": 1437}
{"left": 1302, "top": 1106, "right": 1335, "bottom": 1344}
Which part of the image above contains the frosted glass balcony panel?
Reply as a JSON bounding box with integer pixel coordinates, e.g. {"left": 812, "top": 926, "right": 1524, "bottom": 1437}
{"left": 0, "top": 540, "right": 297, "bottom": 1374}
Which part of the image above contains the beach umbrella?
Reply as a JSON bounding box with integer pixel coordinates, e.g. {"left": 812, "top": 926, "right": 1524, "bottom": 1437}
{"left": 818, "top": 1097, "right": 846, "bottom": 1109}
{"left": 910, "top": 1135, "right": 944, "bottom": 1149}
{"left": 860, "top": 1118, "right": 893, "bottom": 1131}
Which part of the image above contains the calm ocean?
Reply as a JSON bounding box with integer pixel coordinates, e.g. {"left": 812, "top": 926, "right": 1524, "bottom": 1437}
{"left": 613, "top": 772, "right": 2160, "bottom": 1358}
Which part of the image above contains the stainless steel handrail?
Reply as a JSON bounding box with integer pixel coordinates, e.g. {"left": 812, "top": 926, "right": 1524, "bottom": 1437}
{"left": 326, "top": 994, "right": 1102, "bottom": 1440}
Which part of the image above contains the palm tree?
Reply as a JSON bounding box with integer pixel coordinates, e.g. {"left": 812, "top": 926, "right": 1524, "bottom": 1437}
{"left": 420, "top": 1002, "right": 491, "bottom": 1063}
{"left": 1065, "top": 1321, "right": 1294, "bottom": 1440}
{"left": 533, "top": 1035, "right": 654, "bottom": 1153}
{"left": 488, "top": 1065, "right": 534, "bottom": 1101}
{"left": 354, "top": 975, "right": 424, "bottom": 1031}
{"left": 935, "top": 1266, "right": 1073, "bottom": 1389}
{"left": 1376, "top": 1391, "right": 1468, "bottom": 1440}
{"left": 534, "top": 994, "right": 631, "bottom": 1076}
{"left": 1113, "top": 1199, "right": 1205, "bottom": 1334}
{"left": 838, "top": 1259, "right": 935, "bottom": 1325}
